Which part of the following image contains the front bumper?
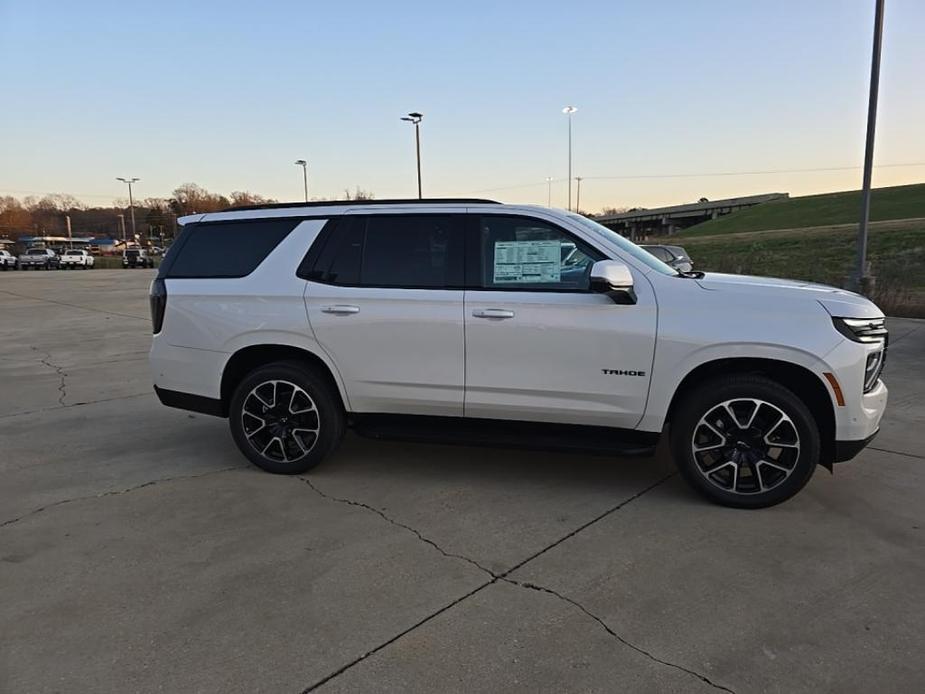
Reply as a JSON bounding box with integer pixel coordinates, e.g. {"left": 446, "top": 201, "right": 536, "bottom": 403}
{"left": 833, "top": 429, "right": 879, "bottom": 463}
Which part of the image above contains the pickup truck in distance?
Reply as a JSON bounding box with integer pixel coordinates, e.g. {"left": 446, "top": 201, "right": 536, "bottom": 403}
{"left": 148, "top": 199, "right": 888, "bottom": 508}
{"left": 19, "top": 248, "right": 60, "bottom": 270}
{"left": 60, "top": 249, "right": 95, "bottom": 269}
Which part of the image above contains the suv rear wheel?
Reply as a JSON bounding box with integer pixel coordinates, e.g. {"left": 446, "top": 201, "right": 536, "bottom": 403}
{"left": 670, "top": 375, "right": 820, "bottom": 508}
{"left": 229, "top": 361, "right": 345, "bottom": 474}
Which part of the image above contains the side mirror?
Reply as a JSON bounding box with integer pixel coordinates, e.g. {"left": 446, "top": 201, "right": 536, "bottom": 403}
{"left": 590, "top": 260, "right": 637, "bottom": 305}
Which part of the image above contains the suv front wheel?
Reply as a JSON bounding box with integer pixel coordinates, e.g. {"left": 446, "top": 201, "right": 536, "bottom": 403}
{"left": 229, "top": 361, "right": 345, "bottom": 474}
{"left": 670, "top": 375, "right": 820, "bottom": 508}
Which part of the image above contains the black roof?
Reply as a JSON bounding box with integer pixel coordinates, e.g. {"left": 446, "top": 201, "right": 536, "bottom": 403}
{"left": 223, "top": 198, "right": 500, "bottom": 212}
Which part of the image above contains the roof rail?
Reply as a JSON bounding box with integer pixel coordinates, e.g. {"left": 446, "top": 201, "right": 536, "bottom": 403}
{"left": 222, "top": 198, "right": 501, "bottom": 212}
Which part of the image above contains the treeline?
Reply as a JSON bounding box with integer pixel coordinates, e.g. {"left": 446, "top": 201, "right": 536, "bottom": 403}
{"left": 0, "top": 184, "right": 375, "bottom": 243}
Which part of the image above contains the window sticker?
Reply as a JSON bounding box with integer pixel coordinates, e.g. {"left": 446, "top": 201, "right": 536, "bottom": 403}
{"left": 493, "top": 240, "right": 561, "bottom": 283}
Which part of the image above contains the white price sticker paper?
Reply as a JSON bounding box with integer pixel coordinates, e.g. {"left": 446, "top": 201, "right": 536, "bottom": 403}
{"left": 493, "top": 241, "right": 561, "bottom": 283}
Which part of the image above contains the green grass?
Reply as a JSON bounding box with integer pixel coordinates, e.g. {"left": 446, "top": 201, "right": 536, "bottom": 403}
{"left": 667, "top": 223, "right": 925, "bottom": 316}
{"left": 678, "top": 182, "right": 925, "bottom": 236}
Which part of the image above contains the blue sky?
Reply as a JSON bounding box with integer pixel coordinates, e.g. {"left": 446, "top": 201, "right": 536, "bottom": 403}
{"left": 2, "top": 0, "right": 923, "bottom": 211}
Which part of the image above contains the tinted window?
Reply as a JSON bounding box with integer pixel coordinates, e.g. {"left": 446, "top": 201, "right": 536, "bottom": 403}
{"left": 308, "top": 218, "right": 363, "bottom": 285}
{"left": 305, "top": 214, "right": 464, "bottom": 288}
{"left": 361, "top": 215, "right": 463, "bottom": 288}
{"left": 165, "top": 219, "right": 298, "bottom": 278}
{"left": 477, "top": 216, "right": 601, "bottom": 290}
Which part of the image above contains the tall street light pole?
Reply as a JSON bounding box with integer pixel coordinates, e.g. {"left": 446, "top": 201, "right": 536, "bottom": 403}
{"left": 545, "top": 177, "right": 553, "bottom": 207}
{"left": 116, "top": 177, "right": 139, "bottom": 243}
{"left": 294, "top": 160, "right": 309, "bottom": 202}
{"left": 575, "top": 176, "right": 583, "bottom": 213}
{"left": 401, "top": 112, "right": 423, "bottom": 198}
{"left": 853, "top": 0, "right": 885, "bottom": 295}
{"left": 562, "top": 106, "right": 577, "bottom": 211}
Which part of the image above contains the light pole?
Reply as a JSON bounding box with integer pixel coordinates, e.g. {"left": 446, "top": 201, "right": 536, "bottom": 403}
{"left": 545, "top": 177, "right": 553, "bottom": 207}
{"left": 562, "top": 106, "right": 577, "bottom": 210}
{"left": 853, "top": 0, "right": 885, "bottom": 295}
{"left": 116, "top": 177, "right": 139, "bottom": 243}
{"left": 294, "top": 160, "right": 308, "bottom": 202}
{"left": 117, "top": 214, "right": 126, "bottom": 246}
{"left": 401, "top": 112, "right": 423, "bottom": 198}
{"left": 575, "top": 176, "right": 583, "bottom": 213}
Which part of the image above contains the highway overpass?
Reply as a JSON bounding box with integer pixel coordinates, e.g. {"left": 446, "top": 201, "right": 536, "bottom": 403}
{"left": 595, "top": 192, "right": 788, "bottom": 238}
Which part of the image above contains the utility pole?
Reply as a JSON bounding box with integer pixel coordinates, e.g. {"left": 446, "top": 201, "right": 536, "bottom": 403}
{"left": 545, "top": 177, "right": 553, "bottom": 207}
{"left": 562, "top": 106, "right": 577, "bottom": 210}
{"left": 401, "top": 112, "right": 423, "bottom": 198}
{"left": 575, "top": 177, "right": 583, "bottom": 213}
{"left": 116, "top": 177, "right": 140, "bottom": 244}
{"left": 295, "top": 160, "right": 309, "bottom": 202}
{"left": 66, "top": 215, "right": 72, "bottom": 249}
{"left": 118, "top": 214, "right": 126, "bottom": 246}
{"left": 853, "top": 0, "right": 885, "bottom": 295}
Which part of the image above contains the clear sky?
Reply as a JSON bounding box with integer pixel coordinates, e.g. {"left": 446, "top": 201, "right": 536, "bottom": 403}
{"left": 1, "top": 0, "right": 923, "bottom": 212}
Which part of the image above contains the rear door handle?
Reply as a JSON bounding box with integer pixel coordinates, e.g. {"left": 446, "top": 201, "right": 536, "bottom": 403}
{"left": 321, "top": 305, "right": 360, "bottom": 315}
{"left": 472, "top": 308, "right": 515, "bottom": 319}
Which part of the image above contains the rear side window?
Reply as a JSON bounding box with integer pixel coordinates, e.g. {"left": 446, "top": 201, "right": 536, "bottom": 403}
{"left": 163, "top": 219, "right": 298, "bottom": 278}
{"left": 304, "top": 214, "right": 464, "bottom": 289}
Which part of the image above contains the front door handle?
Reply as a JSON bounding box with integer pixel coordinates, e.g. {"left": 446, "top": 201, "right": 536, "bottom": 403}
{"left": 321, "top": 305, "right": 360, "bottom": 315}
{"left": 472, "top": 308, "right": 515, "bottom": 319}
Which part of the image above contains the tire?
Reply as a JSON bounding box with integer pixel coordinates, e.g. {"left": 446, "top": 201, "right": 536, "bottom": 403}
{"left": 229, "top": 360, "right": 345, "bottom": 475}
{"left": 669, "top": 375, "right": 820, "bottom": 509}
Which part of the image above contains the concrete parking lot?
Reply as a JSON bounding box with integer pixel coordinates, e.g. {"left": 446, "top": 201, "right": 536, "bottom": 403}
{"left": 1, "top": 269, "right": 923, "bottom": 693}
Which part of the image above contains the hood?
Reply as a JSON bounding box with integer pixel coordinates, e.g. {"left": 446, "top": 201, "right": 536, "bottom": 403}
{"left": 695, "top": 273, "right": 884, "bottom": 319}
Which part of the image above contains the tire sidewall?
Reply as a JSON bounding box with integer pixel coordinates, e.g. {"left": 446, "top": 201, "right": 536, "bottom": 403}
{"left": 229, "top": 362, "right": 344, "bottom": 475}
{"left": 671, "top": 376, "right": 821, "bottom": 509}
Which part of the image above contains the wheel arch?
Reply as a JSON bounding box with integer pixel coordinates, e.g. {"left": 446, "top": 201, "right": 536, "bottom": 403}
{"left": 666, "top": 357, "right": 836, "bottom": 469}
{"left": 220, "top": 344, "right": 349, "bottom": 416}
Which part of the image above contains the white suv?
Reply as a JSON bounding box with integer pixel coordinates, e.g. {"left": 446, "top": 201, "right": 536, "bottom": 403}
{"left": 149, "top": 199, "right": 888, "bottom": 508}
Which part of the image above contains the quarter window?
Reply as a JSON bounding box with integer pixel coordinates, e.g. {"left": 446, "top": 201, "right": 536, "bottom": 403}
{"left": 165, "top": 219, "right": 298, "bottom": 278}
{"left": 477, "top": 216, "right": 601, "bottom": 290}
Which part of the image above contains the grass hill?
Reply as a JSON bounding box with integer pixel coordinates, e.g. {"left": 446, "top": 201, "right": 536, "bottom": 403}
{"left": 649, "top": 182, "right": 925, "bottom": 316}
{"left": 678, "top": 182, "right": 925, "bottom": 236}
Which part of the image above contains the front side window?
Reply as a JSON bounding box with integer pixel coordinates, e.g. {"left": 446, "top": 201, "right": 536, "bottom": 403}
{"left": 566, "top": 213, "right": 679, "bottom": 276}
{"left": 477, "top": 216, "right": 600, "bottom": 290}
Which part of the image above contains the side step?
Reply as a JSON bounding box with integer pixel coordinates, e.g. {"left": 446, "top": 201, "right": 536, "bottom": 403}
{"left": 351, "top": 414, "right": 658, "bottom": 457}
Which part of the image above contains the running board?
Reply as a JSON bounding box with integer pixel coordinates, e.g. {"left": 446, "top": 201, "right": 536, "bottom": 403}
{"left": 350, "top": 414, "right": 658, "bottom": 457}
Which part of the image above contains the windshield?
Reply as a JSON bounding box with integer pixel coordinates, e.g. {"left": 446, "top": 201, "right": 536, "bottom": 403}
{"left": 65, "top": 250, "right": 82, "bottom": 256}
{"left": 27, "top": 249, "right": 46, "bottom": 255}
{"left": 565, "top": 214, "right": 679, "bottom": 276}
{"left": 126, "top": 250, "right": 139, "bottom": 257}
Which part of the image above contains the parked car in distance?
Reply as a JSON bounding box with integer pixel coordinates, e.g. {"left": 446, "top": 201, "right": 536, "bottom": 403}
{"left": 123, "top": 248, "right": 152, "bottom": 268}
{"left": 0, "top": 249, "right": 18, "bottom": 270}
{"left": 149, "top": 199, "right": 888, "bottom": 509}
{"left": 18, "top": 248, "right": 60, "bottom": 270}
{"left": 60, "top": 249, "right": 95, "bottom": 269}
{"left": 641, "top": 244, "right": 693, "bottom": 273}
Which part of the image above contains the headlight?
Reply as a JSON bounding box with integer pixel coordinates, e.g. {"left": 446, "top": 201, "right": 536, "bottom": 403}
{"left": 832, "top": 317, "right": 888, "bottom": 343}
{"left": 833, "top": 317, "right": 887, "bottom": 392}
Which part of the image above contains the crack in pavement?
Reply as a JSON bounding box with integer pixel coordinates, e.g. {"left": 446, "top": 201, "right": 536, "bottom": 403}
{"left": 299, "top": 477, "right": 497, "bottom": 576}
{"left": 0, "top": 289, "right": 148, "bottom": 321}
{"left": 503, "top": 577, "right": 736, "bottom": 693}
{"left": 31, "top": 346, "right": 67, "bottom": 406}
{"left": 0, "top": 466, "right": 244, "bottom": 529}
{"left": 869, "top": 446, "right": 925, "bottom": 460}
{"left": 0, "top": 391, "right": 152, "bottom": 421}
{"left": 298, "top": 472, "right": 733, "bottom": 694}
